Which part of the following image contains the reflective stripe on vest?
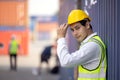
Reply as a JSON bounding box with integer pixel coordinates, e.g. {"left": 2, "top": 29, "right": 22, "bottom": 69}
{"left": 78, "top": 35, "right": 107, "bottom": 80}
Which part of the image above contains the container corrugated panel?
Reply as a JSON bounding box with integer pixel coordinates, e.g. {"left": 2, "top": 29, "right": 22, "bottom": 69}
{"left": 0, "top": 0, "right": 28, "bottom": 27}
{"left": 117, "top": 0, "right": 120, "bottom": 79}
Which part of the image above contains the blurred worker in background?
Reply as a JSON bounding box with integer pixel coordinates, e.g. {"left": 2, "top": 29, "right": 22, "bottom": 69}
{"left": 39, "top": 45, "right": 53, "bottom": 73}
{"left": 8, "top": 34, "right": 20, "bottom": 71}
{"left": 57, "top": 9, "right": 107, "bottom": 80}
{"left": 38, "top": 39, "right": 59, "bottom": 74}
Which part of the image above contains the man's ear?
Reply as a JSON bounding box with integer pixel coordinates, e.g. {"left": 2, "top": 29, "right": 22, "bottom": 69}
{"left": 85, "top": 21, "right": 90, "bottom": 29}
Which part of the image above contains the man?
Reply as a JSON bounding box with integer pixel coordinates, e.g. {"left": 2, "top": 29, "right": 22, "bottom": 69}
{"left": 38, "top": 39, "right": 59, "bottom": 74}
{"left": 9, "top": 35, "right": 19, "bottom": 71}
{"left": 39, "top": 45, "right": 53, "bottom": 72}
{"left": 57, "top": 9, "right": 107, "bottom": 80}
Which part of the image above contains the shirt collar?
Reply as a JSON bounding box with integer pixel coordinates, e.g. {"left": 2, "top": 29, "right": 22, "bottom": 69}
{"left": 81, "top": 32, "right": 97, "bottom": 44}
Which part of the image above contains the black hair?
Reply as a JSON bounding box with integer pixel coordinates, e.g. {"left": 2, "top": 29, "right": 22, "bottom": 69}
{"left": 79, "top": 18, "right": 92, "bottom": 30}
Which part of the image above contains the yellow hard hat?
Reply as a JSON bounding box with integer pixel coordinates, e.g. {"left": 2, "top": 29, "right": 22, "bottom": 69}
{"left": 67, "top": 9, "right": 91, "bottom": 25}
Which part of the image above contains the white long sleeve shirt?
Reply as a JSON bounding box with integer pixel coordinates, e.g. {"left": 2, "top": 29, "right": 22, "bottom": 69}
{"left": 57, "top": 33, "right": 101, "bottom": 69}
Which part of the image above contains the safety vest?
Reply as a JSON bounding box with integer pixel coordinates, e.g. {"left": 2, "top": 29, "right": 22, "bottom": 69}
{"left": 78, "top": 35, "right": 107, "bottom": 80}
{"left": 10, "top": 40, "right": 19, "bottom": 54}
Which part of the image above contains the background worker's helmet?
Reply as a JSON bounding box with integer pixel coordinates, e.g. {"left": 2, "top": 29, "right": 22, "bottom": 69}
{"left": 67, "top": 9, "right": 91, "bottom": 25}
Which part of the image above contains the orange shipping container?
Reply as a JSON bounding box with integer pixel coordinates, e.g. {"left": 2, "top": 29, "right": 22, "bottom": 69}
{"left": 0, "top": 0, "right": 29, "bottom": 55}
{"left": 0, "top": 0, "right": 28, "bottom": 27}
{"left": 0, "top": 30, "right": 29, "bottom": 55}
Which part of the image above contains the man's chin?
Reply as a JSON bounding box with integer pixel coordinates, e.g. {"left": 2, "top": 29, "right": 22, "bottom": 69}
{"left": 77, "top": 39, "right": 83, "bottom": 43}
{"left": 77, "top": 39, "right": 80, "bottom": 42}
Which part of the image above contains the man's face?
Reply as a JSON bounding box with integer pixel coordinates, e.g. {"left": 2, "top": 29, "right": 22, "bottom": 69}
{"left": 69, "top": 22, "right": 88, "bottom": 43}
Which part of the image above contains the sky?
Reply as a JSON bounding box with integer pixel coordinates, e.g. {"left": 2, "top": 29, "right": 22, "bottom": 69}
{"left": 28, "top": 0, "right": 59, "bottom": 16}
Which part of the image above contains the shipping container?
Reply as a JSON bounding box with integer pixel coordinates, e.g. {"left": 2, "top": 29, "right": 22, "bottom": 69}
{"left": 0, "top": 30, "right": 28, "bottom": 55}
{"left": 0, "top": 0, "right": 28, "bottom": 27}
{"left": 0, "top": 0, "right": 28, "bottom": 55}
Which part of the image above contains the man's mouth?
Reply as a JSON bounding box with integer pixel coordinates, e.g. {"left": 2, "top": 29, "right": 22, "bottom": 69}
{"left": 76, "top": 36, "right": 80, "bottom": 39}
